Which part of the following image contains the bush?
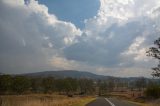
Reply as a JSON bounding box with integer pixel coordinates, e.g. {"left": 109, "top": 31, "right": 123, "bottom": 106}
{"left": 145, "top": 85, "right": 160, "bottom": 98}
{"left": 0, "top": 75, "right": 12, "bottom": 94}
{"left": 12, "top": 76, "right": 31, "bottom": 94}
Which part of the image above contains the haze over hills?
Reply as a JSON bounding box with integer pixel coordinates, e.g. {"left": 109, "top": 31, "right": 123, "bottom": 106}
{"left": 20, "top": 70, "right": 111, "bottom": 79}
{"left": 18, "top": 70, "right": 152, "bottom": 81}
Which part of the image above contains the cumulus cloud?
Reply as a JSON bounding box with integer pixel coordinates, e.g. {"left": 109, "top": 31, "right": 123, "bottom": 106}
{"left": 1, "top": 0, "right": 160, "bottom": 77}
{"left": 0, "top": 0, "right": 81, "bottom": 73}
{"left": 63, "top": 0, "right": 160, "bottom": 77}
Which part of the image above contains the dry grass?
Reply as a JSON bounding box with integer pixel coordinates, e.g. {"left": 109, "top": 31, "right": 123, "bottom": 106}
{"left": 71, "top": 97, "right": 95, "bottom": 106}
{"left": 146, "top": 99, "right": 160, "bottom": 106}
{"left": 127, "top": 101, "right": 160, "bottom": 106}
{"left": 109, "top": 91, "right": 160, "bottom": 106}
{"left": 110, "top": 90, "right": 144, "bottom": 99}
{"left": 0, "top": 94, "right": 94, "bottom": 106}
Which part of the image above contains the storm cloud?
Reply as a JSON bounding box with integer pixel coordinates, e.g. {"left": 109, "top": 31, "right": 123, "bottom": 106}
{"left": 0, "top": 0, "right": 160, "bottom": 77}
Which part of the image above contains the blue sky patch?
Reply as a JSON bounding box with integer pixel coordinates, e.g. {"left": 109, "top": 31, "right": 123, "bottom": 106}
{"left": 38, "top": 0, "right": 100, "bottom": 29}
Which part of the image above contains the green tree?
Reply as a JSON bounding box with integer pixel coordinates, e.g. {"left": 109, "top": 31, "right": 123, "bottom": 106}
{"left": 66, "top": 78, "right": 78, "bottom": 93}
{"left": 78, "top": 79, "right": 95, "bottom": 95}
{"left": 135, "top": 77, "right": 147, "bottom": 91}
{"left": 147, "top": 37, "right": 160, "bottom": 77}
{"left": 62, "top": 78, "right": 78, "bottom": 96}
{"left": 55, "top": 78, "right": 78, "bottom": 96}
{"left": 30, "top": 78, "right": 43, "bottom": 93}
{"left": 145, "top": 83, "right": 160, "bottom": 98}
{"left": 98, "top": 80, "right": 108, "bottom": 96}
{"left": 12, "top": 76, "right": 31, "bottom": 94}
{"left": 42, "top": 77, "right": 55, "bottom": 93}
{"left": 0, "top": 75, "right": 12, "bottom": 94}
{"left": 107, "top": 78, "right": 115, "bottom": 92}
{"left": 55, "top": 79, "right": 65, "bottom": 93}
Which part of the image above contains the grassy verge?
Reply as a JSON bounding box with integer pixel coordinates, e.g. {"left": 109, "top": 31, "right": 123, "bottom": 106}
{"left": 126, "top": 100, "right": 148, "bottom": 106}
{"left": 0, "top": 94, "right": 95, "bottom": 106}
{"left": 107, "top": 92, "right": 160, "bottom": 106}
{"left": 70, "top": 97, "right": 95, "bottom": 106}
{"left": 127, "top": 100, "right": 160, "bottom": 106}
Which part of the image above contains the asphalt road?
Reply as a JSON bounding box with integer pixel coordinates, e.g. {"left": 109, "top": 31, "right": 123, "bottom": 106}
{"left": 86, "top": 97, "right": 140, "bottom": 106}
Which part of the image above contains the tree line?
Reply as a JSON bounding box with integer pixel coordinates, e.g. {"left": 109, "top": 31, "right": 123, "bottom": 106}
{"left": 0, "top": 74, "right": 159, "bottom": 98}
{"left": 0, "top": 75, "right": 95, "bottom": 96}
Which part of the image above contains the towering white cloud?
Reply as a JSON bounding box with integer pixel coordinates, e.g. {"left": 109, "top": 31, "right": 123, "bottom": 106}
{"left": 0, "top": 0, "right": 81, "bottom": 73}
{"left": 1, "top": 0, "right": 160, "bottom": 77}
{"left": 64, "top": 0, "right": 160, "bottom": 77}
{"left": 84, "top": 0, "right": 160, "bottom": 61}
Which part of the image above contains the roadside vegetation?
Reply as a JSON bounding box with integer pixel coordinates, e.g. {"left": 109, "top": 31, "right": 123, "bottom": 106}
{"left": 0, "top": 74, "right": 159, "bottom": 106}
{"left": 0, "top": 75, "right": 95, "bottom": 95}
{"left": 0, "top": 94, "right": 95, "bottom": 106}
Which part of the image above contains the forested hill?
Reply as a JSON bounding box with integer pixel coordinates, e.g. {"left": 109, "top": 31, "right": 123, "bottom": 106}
{"left": 19, "top": 70, "right": 110, "bottom": 79}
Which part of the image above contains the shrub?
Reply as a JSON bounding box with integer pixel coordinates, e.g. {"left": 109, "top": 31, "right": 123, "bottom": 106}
{"left": 12, "top": 76, "right": 31, "bottom": 94}
{"left": 145, "top": 85, "right": 160, "bottom": 98}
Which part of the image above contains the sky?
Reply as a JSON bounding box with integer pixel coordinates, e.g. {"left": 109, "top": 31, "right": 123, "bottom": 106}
{"left": 0, "top": 0, "right": 160, "bottom": 77}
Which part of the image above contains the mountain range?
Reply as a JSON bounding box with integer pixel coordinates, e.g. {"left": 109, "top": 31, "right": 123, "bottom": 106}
{"left": 19, "top": 70, "right": 112, "bottom": 79}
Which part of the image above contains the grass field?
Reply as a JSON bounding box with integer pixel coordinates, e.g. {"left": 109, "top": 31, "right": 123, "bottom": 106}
{"left": 127, "top": 100, "right": 160, "bottom": 106}
{"left": 108, "top": 91, "right": 160, "bottom": 106}
{"left": 0, "top": 94, "right": 95, "bottom": 106}
{"left": 71, "top": 97, "right": 95, "bottom": 106}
